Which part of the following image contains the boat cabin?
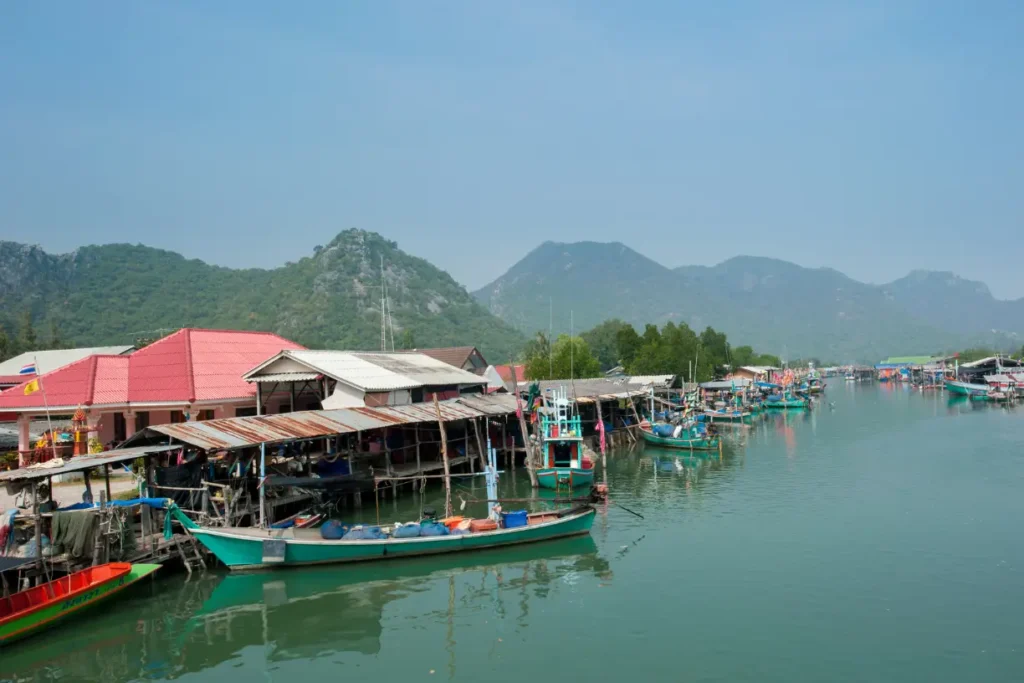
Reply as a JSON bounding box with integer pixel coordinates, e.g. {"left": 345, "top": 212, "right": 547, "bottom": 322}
{"left": 540, "top": 388, "right": 584, "bottom": 470}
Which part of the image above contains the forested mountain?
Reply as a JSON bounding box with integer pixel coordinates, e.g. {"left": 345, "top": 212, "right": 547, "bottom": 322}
{"left": 0, "top": 230, "right": 526, "bottom": 361}
{"left": 475, "top": 243, "right": 1024, "bottom": 362}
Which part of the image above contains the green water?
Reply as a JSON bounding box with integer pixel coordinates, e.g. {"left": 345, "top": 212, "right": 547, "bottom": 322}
{"left": 3, "top": 385, "right": 1024, "bottom": 682}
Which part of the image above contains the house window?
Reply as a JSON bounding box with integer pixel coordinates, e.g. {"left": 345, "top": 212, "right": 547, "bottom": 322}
{"left": 235, "top": 407, "right": 257, "bottom": 417}
{"left": 170, "top": 411, "right": 184, "bottom": 424}
{"left": 411, "top": 388, "right": 424, "bottom": 403}
{"left": 113, "top": 413, "right": 126, "bottom": 443}
{"left": 135, "top": 412, "right": 150, "bottom": 431}
{"left": 198, "top": 410, "right": 215, "bottom": 421}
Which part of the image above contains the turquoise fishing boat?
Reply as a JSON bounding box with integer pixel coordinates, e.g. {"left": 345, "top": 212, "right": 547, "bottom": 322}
{"left": 944, "top": 380, "right": 990, "bottom": 397}
{"left": 189, "top": 506, "right": 596, "bottom": 571}
{"left": 536, "top": 387, "right": 595, "bottom": 490}
{"left": 703, "top": 409, "right": 753, "bottom": 423}
{"left": 638, "top": 420, "right": 721, "bottom": 451}
{"left": 763, "top": 392, "right": 808, "bottom": 409}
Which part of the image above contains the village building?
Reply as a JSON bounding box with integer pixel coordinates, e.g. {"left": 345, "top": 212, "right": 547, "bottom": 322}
{"left": 0, "top": 328, "right": 304, "bottom": 462}
{"left": 242, "top": 349, "right": 489, "bottom": 409}
{"left": 729, "top": 366, "right": 780, "bottom": 382}
{"left": 412, "top": 346, "right": 489, "bottom": 374}
{"left": 0, "top": 346, "right": 134, "bottom": 391}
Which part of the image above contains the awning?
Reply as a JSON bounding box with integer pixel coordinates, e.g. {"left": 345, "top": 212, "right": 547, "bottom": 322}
{"left": 0, "top": 444, "right": 182, "bottom": 483}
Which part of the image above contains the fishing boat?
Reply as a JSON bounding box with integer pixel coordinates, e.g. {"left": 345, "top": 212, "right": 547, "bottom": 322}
{"left": 0, "top": 562, "right": 160, "bottom": 647}
{"left": 763, "top": 392, "right": 808, "bottom": 409}
{"left": 944, "top": 380, "right": 990, "bottom": 397}
{"left": 845, "top": 374, "right": 856, "bottom": 382}
{"left": 189, "top": 505, "right": 596, "bottom": 571}
{"left": 703, "top": 408, "right": 753, "bottom": 423}
{"left": 536, "top": 387, "right": 595, "bottom": 490}
{"left": 638, "top": 420, "right": 721, "bottom": 451}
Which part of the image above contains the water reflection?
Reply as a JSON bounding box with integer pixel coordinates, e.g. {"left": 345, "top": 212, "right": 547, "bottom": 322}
{"left": 1, "top": 538, "right": 607, "bottom": 682}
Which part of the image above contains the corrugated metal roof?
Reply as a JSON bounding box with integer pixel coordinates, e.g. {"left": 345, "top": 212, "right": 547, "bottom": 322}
{"left": 626, "top": 374, "right": 675, "bottom": 387}
{"left": 143, "top": 395, "right": 519, "bottom": 451}
{"left": 248, "top": 372, "right": 320, "bottom": 383}
{"left": 245, "top": 350, "right": 488, "bottom": 392}
{"left": 0, "top": 444, "right": 181, "bottom": 483}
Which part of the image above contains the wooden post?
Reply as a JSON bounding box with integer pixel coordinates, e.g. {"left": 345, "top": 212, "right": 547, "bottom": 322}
{"left": 432, "top": 394, "right": 453, "bottom": 518}
{"left": 32, "top": 483, "right": 42, "bottom": 575}
{"left": 83, "top": 469, "right": 94, "bottom": 504}
{"left": 508, "top": 359, "right": 538, "bottom": 488}
{"left": 595, "top": 399, "right": 608, "bottom": 484}
{"left": 145, "top": 455, "right": 154, "bottom": 499}
{"left": 415, "top": 425, "right": 422, "bottom": 489}
{"left": 472, "top": 419, "right": 488, "bottom": 473}
{"left": 104, "top": 464, "right": 112, "bottom": 502}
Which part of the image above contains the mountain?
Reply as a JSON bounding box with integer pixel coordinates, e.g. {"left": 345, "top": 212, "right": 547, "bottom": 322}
{"left": 881, "top": 271, "right": 1024, "bottom": 344}
{"left": 0, "top": 230, "right": 526, "bottom": 362}
{"left": 474, "top": 244, "right": 1024, "bottom": 362}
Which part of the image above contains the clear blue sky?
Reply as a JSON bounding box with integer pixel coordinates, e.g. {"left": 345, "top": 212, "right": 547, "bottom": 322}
{"left": 2, "top": 1, "right": 1022, "bottom": 297}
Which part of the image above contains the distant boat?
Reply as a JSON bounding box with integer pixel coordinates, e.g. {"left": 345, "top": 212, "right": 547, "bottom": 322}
{"left": 763, "top": 393, "right": 809, "bottom": 409}
{"left": 703, "top": 408, "right": 753, "bottom": 423}
{"left": 535, "top": 386, "right": 595, "bottom": 490}
{"left": 844, "top": 374, "right": 856, "bottom": 382}
{"left": 0, "top": 563, "right": 160, "bottom": 647}
{"left": 638, "top": 420, "right": 721, "bottom": 451}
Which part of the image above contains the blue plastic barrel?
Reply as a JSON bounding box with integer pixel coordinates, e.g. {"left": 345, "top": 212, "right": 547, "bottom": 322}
{"left": 501, "top": 510, "right": 528, "bottom": 529}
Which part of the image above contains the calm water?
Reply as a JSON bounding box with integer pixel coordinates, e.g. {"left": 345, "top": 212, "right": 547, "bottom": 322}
{"left": 4, "top": 385, "right": 1024, "bottom": 682}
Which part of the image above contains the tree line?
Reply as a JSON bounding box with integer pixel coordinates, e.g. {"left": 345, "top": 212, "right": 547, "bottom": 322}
{"left": 0, "top": 311, "right": 66, "bottom": 363}
{"left": 522, "top": 318, "right": 781, "bottom": 383}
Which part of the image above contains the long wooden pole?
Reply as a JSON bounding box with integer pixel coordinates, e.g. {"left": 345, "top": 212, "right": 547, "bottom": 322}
{"left": 472, "top": 418, "right": 487, "bottom": 472}
{"left": 508, "top": 358, "right": 538, "bottom": 488}
{"left": 432, "top": 394, "right": 452, "bottom": 518}
{"left": 595, "top": 399, "right": 608, "bottom": 484}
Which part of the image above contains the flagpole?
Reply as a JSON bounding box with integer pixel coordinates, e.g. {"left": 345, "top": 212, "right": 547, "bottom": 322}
{"left": 34, "top": 356, "right": 59, "bottom": 461}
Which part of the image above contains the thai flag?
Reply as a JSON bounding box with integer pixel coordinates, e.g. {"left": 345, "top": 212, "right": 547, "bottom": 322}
{"left": 19, "top": 363, "right": 36, "bottom": 375}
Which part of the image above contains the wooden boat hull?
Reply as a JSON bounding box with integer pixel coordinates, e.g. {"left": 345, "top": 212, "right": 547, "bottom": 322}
{"left": 704, "top": 411, "right": 752, "bottom": 423}
{"left": 945, "top": 380, "right": 990, "bottom": 396}
{"left": 639, "top": 428, "right": 720, "bottom": 451}
{"left": 191, "top": 507, "right": 596, "bottom": 571}
{"left": 0, "top": 563, "right": 160, "bottom": 647}
{"left": 536, "top": 467, "right": 594, "bottom": 490}
{"left": 763, "top": 399, "right": 808, "bottom": 409}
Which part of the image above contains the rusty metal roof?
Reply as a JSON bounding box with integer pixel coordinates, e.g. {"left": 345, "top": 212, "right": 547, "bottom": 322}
{"left": 144, "top": 395, "right": 519, "bottom": 451}
{"left": 0, "top": 444, "right": 181, "bottom": 483}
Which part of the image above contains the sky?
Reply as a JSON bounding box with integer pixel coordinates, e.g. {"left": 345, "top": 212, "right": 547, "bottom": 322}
{"left": 2, "top": 1, "right": 1023, "bottom": 298}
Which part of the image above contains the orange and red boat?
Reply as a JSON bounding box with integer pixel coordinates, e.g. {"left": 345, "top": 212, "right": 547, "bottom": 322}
{"left": 0, "top": 562, "right": 160, "bottom": 647}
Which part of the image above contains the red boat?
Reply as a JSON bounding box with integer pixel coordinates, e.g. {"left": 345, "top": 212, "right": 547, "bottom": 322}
{"left": 1, "top": 562, "right": 160, "bottom": 646}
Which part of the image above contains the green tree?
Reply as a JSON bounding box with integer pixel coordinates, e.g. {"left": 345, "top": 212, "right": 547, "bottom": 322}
{"left": 615, "top": 325, "right": 642, "bottom": 368}
{"left": 580, "top": 319, "right": 631, "bottom": 370}
{"left": 524, "top": 334, "right": 601, "bottom": 380}
{"left": 17, "top": 310, "right": 37, "bottom": 354}
{"left": 0, "top": 326, "right": 9, "bottom": 362}
{"left": 47, "top": 319, "right": 65, "bottom": 350}
{"left": 399, "top": 329, "right": 416, "bottom": 349}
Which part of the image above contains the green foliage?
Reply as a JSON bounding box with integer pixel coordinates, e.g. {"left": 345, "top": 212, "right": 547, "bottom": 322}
{"left": 399, "top": 329, "right": 416, "bottom": 350}
{"left": 0, "top": 230, "right": 526, "bottom": 362}
{"left": 0, "top": 326, "right": 9, "bottom": 362}
{"left": 575, "top": 318, "right": 778, "bottom": 382}
{"left": 580, "top": 319, "right": 631, "bottom": 370}
{"left": 524, "top": 334, "right": 602, "bottom": 380}
{"left": 955, "top": 348, "right": 999, "bottom": 363}
{"left": 17, "top": 310, "right": 37, "bottom": 354}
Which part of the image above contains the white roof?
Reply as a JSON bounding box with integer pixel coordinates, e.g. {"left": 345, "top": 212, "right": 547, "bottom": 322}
{"left": 626, "top": 374, "right": 675, "bottom": 387}
{"left": 0, "top": 346, "right": 134, "bottom": 378}
{"left": 961, "top": 356, "right": 1023, "bottom": 368}
{"left": 740, "top": 366, "right": 778, "bottom": 374}
{"left": 244, "top": 349, "right": 488, "bottom": 392}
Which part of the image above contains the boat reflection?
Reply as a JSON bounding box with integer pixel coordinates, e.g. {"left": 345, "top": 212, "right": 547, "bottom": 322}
{"left": 1, "top": 537, "right": 607, "bottom": 682}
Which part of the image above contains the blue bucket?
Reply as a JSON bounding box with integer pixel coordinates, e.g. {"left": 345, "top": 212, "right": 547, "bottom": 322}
{"left": 501, "top": 510, "right": 528, "bottom": 529}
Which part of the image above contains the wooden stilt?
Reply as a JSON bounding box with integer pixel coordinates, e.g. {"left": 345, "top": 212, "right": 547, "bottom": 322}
{"left": 432, "top": 394, "right": 453, "bottom": 518}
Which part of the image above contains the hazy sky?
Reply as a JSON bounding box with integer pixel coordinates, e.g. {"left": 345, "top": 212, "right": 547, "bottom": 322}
{"left": 2, "top": 2, "right": 1022, "bottom": 297}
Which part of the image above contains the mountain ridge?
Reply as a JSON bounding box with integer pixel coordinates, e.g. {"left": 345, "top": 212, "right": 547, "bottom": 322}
{"left": 0, "top": 229, "right": 526, "bottom": 362}
{"left": 474, "top": 242, "right": 1024, "bottom": 362}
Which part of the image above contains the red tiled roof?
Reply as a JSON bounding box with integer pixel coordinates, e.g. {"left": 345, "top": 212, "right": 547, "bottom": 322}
{"left": 0, "top": 375, "right": 27, "bottom": 387}
{"left": 0, "top": 328, "right": 304, "bottom": 411}
{"left": 494, "top": 364, "right": 526, "bottom": 383}
{"left": 0, "top": 355, "right": 129, "bottom": 409}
